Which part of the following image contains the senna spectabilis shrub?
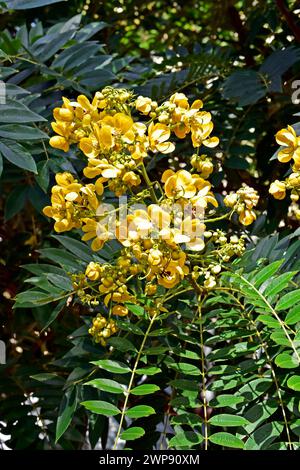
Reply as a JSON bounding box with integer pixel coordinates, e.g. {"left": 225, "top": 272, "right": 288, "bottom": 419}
{"left": 18, "top": 86, "right": 299, "bottom": 450}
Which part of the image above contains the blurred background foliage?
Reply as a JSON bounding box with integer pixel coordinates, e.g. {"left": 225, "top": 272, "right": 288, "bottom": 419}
{"left": 1, "top": 0, "right": 300, "bottom": 449}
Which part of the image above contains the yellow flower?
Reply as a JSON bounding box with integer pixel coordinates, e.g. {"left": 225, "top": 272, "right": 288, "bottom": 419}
{"left": 53, "top": 107, "right": 74, "bottom": 122}
{"left": 148, "top": 248, "right": 164, "bottom": 266}
{"left": 169, "top": 94, "right": 203, "bottom": 139}
{"left": 49, "top": 135, "right": 69, "bottom": 152}
{"left": 135, "top": 96, "right": 153, "bottom": 115}
{"left": 179, "top": 217, "right": 206, "bottom": 251}
{"left": 162, "top": 169, "right": 197, "bottom": 199}
{"left": 269, "top": 180, "right": 286, "bottom": 200}
{"left": 86, "top": 262, "right": 102, "bottom": 280}
{"left": 224, "top": 193, "right": 238, "bottom": 208}
{"left": 81, "top": 218, "right": 108, "bottom": 251}
{"left": 158, "top": 263, "right": 187, "bottom": 289}
{"left": 239, "top": 209, "right": 256, "bottom": 226}
{"left": 148, "top": 122, "right": 175, "bottom": 154}
{"left": 122, "top": 171, "right": 141, "bottom": 187}
{"left": 275, "top": 125, "right": 300, "bottom": 163}
{"left": 112, "top": 305, "right": 129, "bottom": 316}
{"left": 191, "top": 154, "right": 214, "bottom": 178}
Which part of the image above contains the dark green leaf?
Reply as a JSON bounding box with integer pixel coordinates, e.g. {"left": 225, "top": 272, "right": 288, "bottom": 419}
{"left": 56, "top": 386, "right": 77, "bottom": 442}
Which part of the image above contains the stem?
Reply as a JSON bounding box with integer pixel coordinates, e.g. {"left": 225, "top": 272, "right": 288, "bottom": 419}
{"left": 198, "top": 295, "right": 209, "bottom": 450}
{"left": 140, "top": 162, "right": 159, "bottom": 203}
{"left": 113, "top": 312, "right": 158, "bottom": 449}
{"left": 204, "top": 211, "right": 232, "bottom": 224}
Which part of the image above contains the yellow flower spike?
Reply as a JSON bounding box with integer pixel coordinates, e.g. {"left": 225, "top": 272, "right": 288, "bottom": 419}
{"left": 148, "top": 122, "right": 175, "bottom": 154}
{"left": 112, "top": 305, "right": 129, "bottom": 317}
{"left": 269, "top": 180, "right": 286, "bottom": 200}
{"left": 49, "top": 135, "right": 69, "bottom": 152}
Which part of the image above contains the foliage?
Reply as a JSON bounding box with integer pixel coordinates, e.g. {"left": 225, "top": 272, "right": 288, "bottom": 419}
{"left": 1, "top": 0, "right": 300, "bottom": 452}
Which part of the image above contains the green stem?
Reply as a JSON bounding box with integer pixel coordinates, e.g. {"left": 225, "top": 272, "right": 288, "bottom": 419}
{"left": 204, "top": 211, "right": 232, "bottom": 224}
{"left": 113, "top": 312, "right": 158, "bottom": 449}
{"left": 140, "top": 162, "right": 158, "bottom": 203}
{"left": 198, "top": 294, "right": 209, "bottom": 450}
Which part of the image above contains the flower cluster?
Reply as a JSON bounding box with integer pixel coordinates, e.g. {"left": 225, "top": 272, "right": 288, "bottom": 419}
{"left": 44, "top": 88, "right": 260, "bottom": 346}
{"left": 224, "top": 184, "right": 259, "bottom": 225}
{"left": 88, "top": 314, "right": 118, "bottom": 346}
{"left": 269, "top": 125, "right": 300, "bottom": 219}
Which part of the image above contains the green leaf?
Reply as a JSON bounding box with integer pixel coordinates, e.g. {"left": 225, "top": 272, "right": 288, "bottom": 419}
{"left": 252, "top": 260, "right": 283, "bottom": 287}
{"left": 6, "top": 0, "right": 67, "bottom": 8}
{"left": 84, "top": 379, "right": 124, "bottom": 394}
{"left": 242, "top": 399, "right": 278, "bottom": 434}
{"left": 91, "top": 359, "right": 131, "bottom": 374}
{"left": 276, "top": 289, "right": 300, "bottom": 311}
{"left": 257, "top": 315, "right": 280, "bottom": 328}
{"left": 238, "top": 378, "right": 272, "bottom": 402}
{"left": 285, "top": 304, "right": 300, "bottom": 325}
{"left": 0, "top": 153, "right": 3, "bottom": 178}
{"left": 0, "top": 100, "right": 46, "bottom": 123}
{"left": 31, "top": 373, "right": 64, "bottom": 385}
{"left": 169, "top": 379, "right": 199, "bottom": 392}
{"left": 0, "top": 125, "right": 48, "bottom": 140}
{"left": 46, "top": 273, "right": 73, "bottom": 291}
{"left": 222, "top": 70, "right": 267, "bottom": 106}
{"left": 39, "top": 248, "right": 83, "bottom": 270}
{"left": 126, "top": 405, "right": 155, "bottom": 418}
{"left": 209, "top": 414, "right": 249, "bottom": 427}
{"left": 81, "top": 400, "right": 120, "bottom": 417}
{"left": 210, "top": 395, "right": 245, "bottom": 408}
{"left": 4, "top": 186, "right": 27, "bottom": 220}
{"left": 135, "top": 366, "right": 161, "bottom": 376}
{"left": 169, "top": 431, "right": 203, "bottom": 449}
{"left": 275, "top": 353, "right": 299, "bottom": 369}
{"left": 270, "top": 330, "right": 291, "bottom": 347}
{"left": 0, "top": 141, "right": 37, "bottom": 173}
{"left": 244, "top": 422, "right": 283, "bottom": 450}
{"left": 264, "top": 272, "right": 296, "bottom": 297}
{"left": 131, "top": 384, "right": 160, "bottom": 395}
{"left": 168, "top": 362, "right": 200, "bottom": 376}
{"left": 106, "top": 336, "right": 136, "bottom": 352}
{"left": 125, "top": 303, "right": 145, "bottom": 317}
{"left": 287, "top": 376, "right": 300, "bottom": 391}
{"left": 41, "top": 300, "right": 65, "bottom": 331}
{"left": 35, "top": 160, "right": 49, "bottom": 192}
{"left": 116, "top": 320, "right": 144, "bottom": 336}
{"left": 15, "top": 289, "right": 58, "bottom": 308}
{"left": 209, "top": 432, "right": 244, "bottom": 449}
{"left": 120, "top": 427, "right": 145, "bottom": 441}
{"left": 52, "top": 235, "right": 93, "bottom": 263}
{"left": 56, "top": 386, "right": 77, "bottom": 442}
